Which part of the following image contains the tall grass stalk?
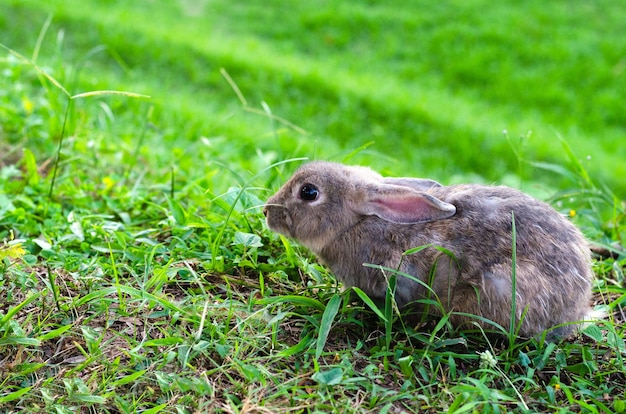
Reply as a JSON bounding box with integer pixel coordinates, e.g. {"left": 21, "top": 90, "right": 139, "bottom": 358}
{"left": 509, "top": 211, "right": 517, "bottom": 341}
{"left": 0, "top": 42, "right": 149, "bottom": 208}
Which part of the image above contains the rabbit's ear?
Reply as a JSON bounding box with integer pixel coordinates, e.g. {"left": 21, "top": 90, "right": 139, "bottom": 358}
{"left": 359, "top": 185, "right": 456, "bottom": 224}
{"left": 383, "top": 177, "right": 443, "bottom": 191}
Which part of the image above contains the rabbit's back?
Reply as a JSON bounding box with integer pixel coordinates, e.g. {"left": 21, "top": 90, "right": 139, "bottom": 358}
{"left": 408, "top": 184, "right": 593, "bottom": 337}
{"left": 320, "top": 184, "right": 593, "bottom": 337}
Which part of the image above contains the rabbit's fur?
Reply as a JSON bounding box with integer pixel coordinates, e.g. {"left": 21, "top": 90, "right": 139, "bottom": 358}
{"left": 264, "top": 161, "right": 594, "bottom": 338}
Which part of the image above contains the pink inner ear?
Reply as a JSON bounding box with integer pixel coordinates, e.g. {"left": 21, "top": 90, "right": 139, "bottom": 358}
{"left": 376, "top": 198, "right": 422, "bottom": 215}
{"left": 369, "top": 193, "right": 455, "bottom": 224}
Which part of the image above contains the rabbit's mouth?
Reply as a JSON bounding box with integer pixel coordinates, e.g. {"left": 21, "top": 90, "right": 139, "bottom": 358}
{"left": 263, "top": 204, "right": 293, "bottom": 237}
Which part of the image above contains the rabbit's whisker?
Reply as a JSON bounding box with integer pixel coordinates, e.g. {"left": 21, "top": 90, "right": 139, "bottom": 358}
{"left": 245, "top": 203, "right": 277, "bottom": 212}
{"left": 263, "top": 203, "right": 286, "bottom": 209}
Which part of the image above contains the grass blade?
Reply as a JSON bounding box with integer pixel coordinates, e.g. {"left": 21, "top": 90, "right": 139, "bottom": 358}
{"left": 0, "top": 386, "right": 33, "bottom": 403}
{"left": 0, "top": 43, "right": 70, "bottom": 96}
{"left": 352, "top": 287, "right": 387, "bottom": 322}
{"left": 0, "top": 293, "right": 43, "bottom": 329}
{"left": 256, "top": 295, "right": 326, "bottom": 312}
{"left": 510, "top": 211, "right": 517, "bottom": 340}
{"left": 315, "top": 294, "right": 342, "bottom": 360}
{"left": 71, "top": 90, "right": 151, "bottom": 99}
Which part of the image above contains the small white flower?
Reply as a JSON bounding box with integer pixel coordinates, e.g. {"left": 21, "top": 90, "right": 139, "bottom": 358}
{"left": 478, "top": 350, "right": 497, "bottom": 369}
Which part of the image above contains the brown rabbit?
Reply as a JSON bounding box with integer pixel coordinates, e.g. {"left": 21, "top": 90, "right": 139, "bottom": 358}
{"left": 264, "top": 161, "right": 595, "bottom": 339}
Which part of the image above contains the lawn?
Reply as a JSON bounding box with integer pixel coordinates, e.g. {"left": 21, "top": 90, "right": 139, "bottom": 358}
{"left": 1, "top": 0, "right": 625, "bottom": 412}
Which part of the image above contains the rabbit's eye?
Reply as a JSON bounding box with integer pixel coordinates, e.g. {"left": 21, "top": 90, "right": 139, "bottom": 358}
{"left": 299, "top": 184, "right": 319, "bottom": 201}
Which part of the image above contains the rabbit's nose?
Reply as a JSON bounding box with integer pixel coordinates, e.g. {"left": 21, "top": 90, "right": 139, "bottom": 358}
{"left": 262, "top": 206, "right": 269, "bottom": 216}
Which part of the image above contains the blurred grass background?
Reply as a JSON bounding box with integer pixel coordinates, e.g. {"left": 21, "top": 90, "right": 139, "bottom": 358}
{"left": 2, "top": 0, "right": 625, "bottom": 195}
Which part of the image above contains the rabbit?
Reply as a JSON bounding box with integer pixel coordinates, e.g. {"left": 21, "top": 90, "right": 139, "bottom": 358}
{"left": 263, "top": 161, "right": 594, "bottom": 339}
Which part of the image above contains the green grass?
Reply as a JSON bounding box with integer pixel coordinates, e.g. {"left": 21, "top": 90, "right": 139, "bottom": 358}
{"left": 3, "top": 0, "right": 626, "bottom": 194}
{"left": 1, "top": 1, "right": 625, "bottom": 412}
